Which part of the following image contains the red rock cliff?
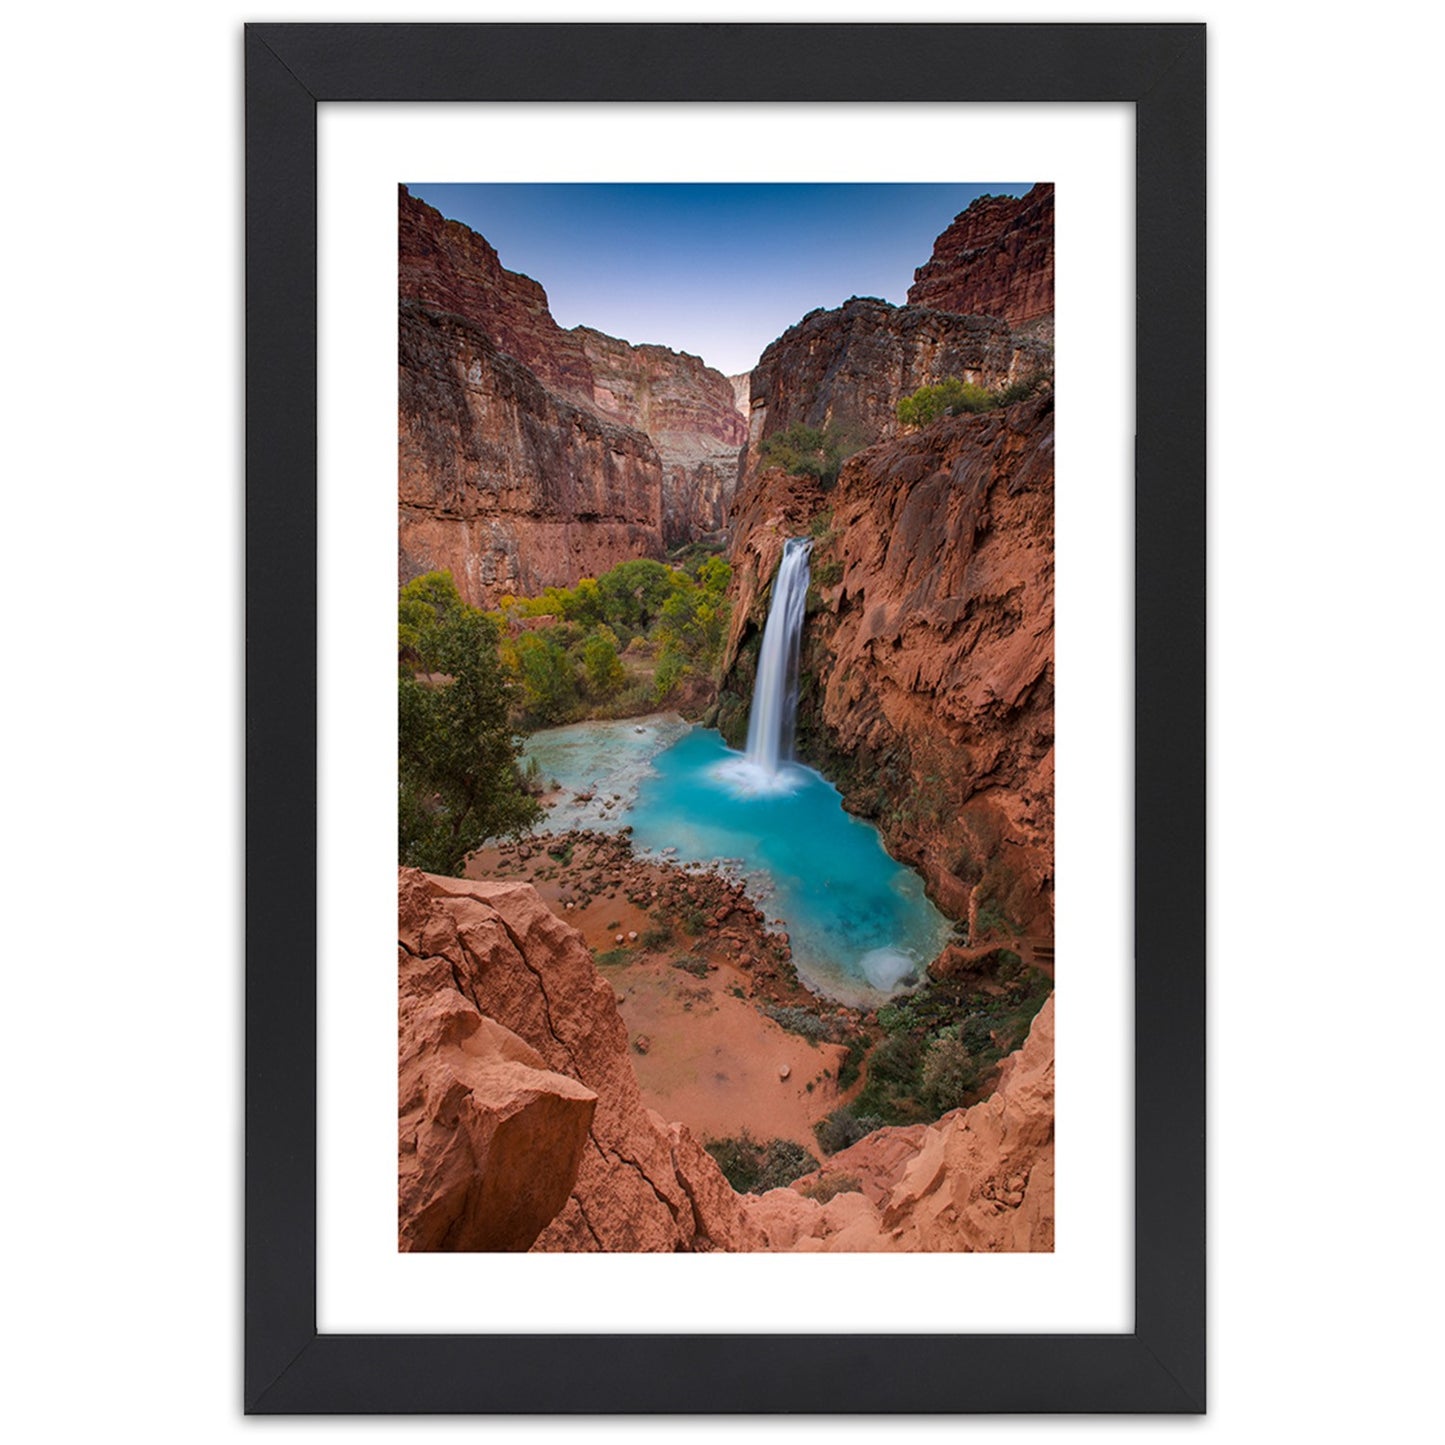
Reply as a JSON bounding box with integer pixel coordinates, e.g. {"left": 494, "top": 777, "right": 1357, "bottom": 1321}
{"left": 741, "top": 297, "right": 1049, "bottom": 488}
{"left": 722, "top": 394, "right": 1054, "bottom": 938}
{"left": 399, "top": 869, "right": 763, "bottom": 1252}
{"left": 907, "top": 184, "right": 1055, "bottom": 331}
{"left": 399, "top": 304, "right": 666, "bottom": 608}
{"left": 399, "top": 187, "right": 746, "bottom": 592}
{"left": 575, "top": 326, "right": 747, "bottom": 547}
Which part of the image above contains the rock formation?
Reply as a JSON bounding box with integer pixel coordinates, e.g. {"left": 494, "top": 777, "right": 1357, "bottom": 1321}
{"left": 399, "top": 868, "right": 1053, "bottom": 1252}
{"left": 721, "top": 393, "right": 1054, "bottom": 937}
{"left": 398, "top": 868, "right": 763, "bottom": 1252}
{"left": 399, "top": 186, "right": 746, "bottom": 602}
{"left": 749, "top": 994, "right": 1054, "bottom": 1252}
{"left": 908, "top": 184, "right": 1055, "bottom": 334}
{"left": 739, "top": 297, "right": 1049, "bottom": 488}
{"left": 575, "top": 327, "right": 747, "bottom": 547}
{"left": 399, "top": 304, "right": 666, "bottom": 606}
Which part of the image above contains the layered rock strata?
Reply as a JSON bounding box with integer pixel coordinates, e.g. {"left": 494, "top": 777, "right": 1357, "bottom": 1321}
{"left": 399, "top": 303, "right": 665, "bottom": 607}
{"left": 907, "top": 184, "right": 1055, "bottom": 332}
{"left": 399, "top": 186, "right": 746, "bottom": 599}
{"left": 721, "top": 394, "right": 1054, "bottom": 936}
{"left": 576, "top": 327, "right": 747, "bottom": 547}
{"left": 740, "top": 297, "right": 1049, "bottom": 486}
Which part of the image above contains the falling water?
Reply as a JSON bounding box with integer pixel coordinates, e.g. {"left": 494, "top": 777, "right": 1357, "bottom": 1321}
{"left": 744, "top": 536, "right": 813, "bottom": 775}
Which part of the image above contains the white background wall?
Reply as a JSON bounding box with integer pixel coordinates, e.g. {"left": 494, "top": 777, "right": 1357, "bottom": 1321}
{"left": 4, "top": 1, "right": 1438, "bottom": 1441}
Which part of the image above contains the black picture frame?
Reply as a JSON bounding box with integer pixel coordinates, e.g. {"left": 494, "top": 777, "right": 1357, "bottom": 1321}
{"left": 246, "top": 21, "right": 1204, "bottom": 1415}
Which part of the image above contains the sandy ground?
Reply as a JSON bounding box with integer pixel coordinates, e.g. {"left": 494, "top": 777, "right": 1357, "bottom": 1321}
{"left": 467, "top": 832, "right": 857, "bottom": 1155}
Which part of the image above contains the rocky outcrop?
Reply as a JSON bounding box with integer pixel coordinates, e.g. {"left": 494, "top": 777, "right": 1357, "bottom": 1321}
{"left": 399, "top": 185, "right": 595, "bottom": 399}
{"left": 399, "top": 186, "right": 745, "bottom": 591}
{"left": 741, "top": 297, "right": 1049, "bottom": 487}
{"left": 575, "top": 327, "right": 747, "bottom": 547}
{"left": 399, "top": 303, "right": 665, "bottom": 608}
{"left": 400, "top": 868, "right": 1052, "bottom": 1252}
{"left": 721, "top": 394, "right": 1054, "bottom": 937}
{"left": 748, "top": 996, "right": 1054, "bottom": 1251}
{"left": 908, "top": 184, "right": 1055, "bottom": 332}
{"left": 398, "top": 869, "right": 763, "bottom": 1252}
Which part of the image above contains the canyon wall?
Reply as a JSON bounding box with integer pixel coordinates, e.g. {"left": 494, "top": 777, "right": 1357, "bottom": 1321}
{"left": 399, "top": 304, "right": 665, "bottom": 607}
{"left": 399, "top": 187, "right": 745, "bottom": 602}
{"left": 399, "top": 868, "right": 1052, "bottom": 1252}
{"left": 907, "top": 183, "right": 1055, "bottom": 333}
{"left": 575, "top": 327, "right": 747, "bottom": 547}
{"left": 720, "top": 393, "right": 1054, "bottom": 938}
{"left": 740, "top": 297, "right": 1050, "bottom": 486}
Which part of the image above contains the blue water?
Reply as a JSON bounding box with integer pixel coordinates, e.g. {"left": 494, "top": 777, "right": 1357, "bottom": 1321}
{"left": 523, "top": 718, "right": 950, "bottom": 1005}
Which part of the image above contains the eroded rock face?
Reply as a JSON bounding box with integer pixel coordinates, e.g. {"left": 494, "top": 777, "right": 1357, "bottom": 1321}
{"left": 399, "top": 304, "right": 665, "bottom": 608}
{"left": 399, "top": 186, "right": 745, "bottom": 593}
{"left": 398, "top": 869, "right": 762, "bottom": 1252}
{"left": 747, "top": 996, "right": 1054, "bottom": 1252}
{"left": 722, "top": 395, "right": 1054, "bottom": 936}
{"left": 576, "top": 327, "right": 747, "bottom": 547}
{"left": 908, "top": 184, "right": 1055, "bottom": 332}
{"left": 741, "top": 297, "right": 1049, "bottom": 487}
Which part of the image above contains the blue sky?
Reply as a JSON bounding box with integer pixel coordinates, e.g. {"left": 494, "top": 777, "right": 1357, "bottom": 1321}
{"left": 406, "top": 183, "right": 1032, "bottom": 378}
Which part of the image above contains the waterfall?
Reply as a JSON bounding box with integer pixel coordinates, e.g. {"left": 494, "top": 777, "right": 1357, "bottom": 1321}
{"left": 744, "top": 536, "right": 813, "bottom": 775}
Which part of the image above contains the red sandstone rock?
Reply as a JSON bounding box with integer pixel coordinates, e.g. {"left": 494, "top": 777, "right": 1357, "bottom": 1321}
{"left": 398, "top": 870, "right": 762, "bottom": 1252}
{"left": 399, "top": 187, "right": 746, "bottom": 590}
{"left": 908, "top": 184, "right": 1055, "bottom": 331}
{"left": 739, "top": 297, "right": 1048, "bottom": 490}
{"left": 399, "top": 305, "right": 665, "bottom": 608}
{"left": 749, "top": 996, "right": 1054, "bottom": 1251}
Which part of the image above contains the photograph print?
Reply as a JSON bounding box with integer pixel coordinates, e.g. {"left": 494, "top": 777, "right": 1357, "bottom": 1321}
{"left": 396, "top": 181, "right": 1055, "bottom": 1253}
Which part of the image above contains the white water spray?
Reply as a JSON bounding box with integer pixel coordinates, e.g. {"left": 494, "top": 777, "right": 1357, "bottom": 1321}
{"left": 744, "top": 536, "right": 813, "bottom": 775}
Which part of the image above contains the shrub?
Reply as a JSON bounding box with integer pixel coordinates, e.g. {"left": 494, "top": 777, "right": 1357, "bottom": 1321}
{"left": 797, "top": 1174, "right": 863, "bottom": 1203}
{"left": 919, "top": 1035, "right": 979, "bottom": 1114}
{"left": 813, "top": 1107, "right": 885, "bottom": 1156}
{"left": 640, "top": 924, "right": 673, "bottom": 949}
{"left": 594, "top": 948, "right": 630, "bottom": 968}
{"left": 896, "top": 377, "right": 994, "bottom": 427}
{"left": 705, "top": 1133, "right": 820, "bottom": 1194}
{"left": 759, "top": 423, "right": 859, "bottom": 488}
{"left": 671, "top": 956, "right": 709, "bottom": 978}
{"left": 764, "top": 1006, "right": 848, "bottom": 1043}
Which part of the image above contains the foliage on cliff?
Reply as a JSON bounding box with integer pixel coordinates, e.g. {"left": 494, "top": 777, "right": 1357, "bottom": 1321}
{"left": 397, "top": 571, "right": 541, "bottom": 875}
{"left": 757, "top": 422, "right": 861, "bottom": 489}
{"left": 895, "top": 373, "right": 1048, "bottom": 428}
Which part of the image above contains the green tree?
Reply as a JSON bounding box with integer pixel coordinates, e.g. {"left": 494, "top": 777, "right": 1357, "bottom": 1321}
{"left": 580, "top": 627, "right": 625, "bottom": 699}
{"left": 597, "top": 558, "right": 675, "bottom": 636}
{"left": 398, "top": 572, "right": 540, "bottom": 875}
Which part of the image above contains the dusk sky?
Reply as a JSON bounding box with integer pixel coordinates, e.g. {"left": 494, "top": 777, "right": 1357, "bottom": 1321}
{"left": 406, "top": 183, "right": 1033, "bottom": 378}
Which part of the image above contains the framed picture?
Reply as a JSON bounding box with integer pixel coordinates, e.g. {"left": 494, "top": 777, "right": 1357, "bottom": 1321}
{"left": 246, "top": 21, "right": 1204, "bottom": 1413}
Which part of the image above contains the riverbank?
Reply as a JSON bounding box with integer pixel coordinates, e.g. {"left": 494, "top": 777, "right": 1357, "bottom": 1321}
{"left": 467, "top": 828, "right": 868, "bottom": 1153}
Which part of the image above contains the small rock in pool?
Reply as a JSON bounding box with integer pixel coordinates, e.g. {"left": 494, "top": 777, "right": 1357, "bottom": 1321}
{"left": 634, "top": 726, "right": 646, "bottom": 734}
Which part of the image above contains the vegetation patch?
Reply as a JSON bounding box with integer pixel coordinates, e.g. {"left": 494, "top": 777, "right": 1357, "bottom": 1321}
{"left": 796, "top": 1174, "right": 863, "bottom": 1204}
{"left": 705, "top": 1133, "right": 820, "bottom": 1194}
{"left": 758, "top": 423, "right": 861, "bottom": 489}
{"left": 763, "top": 1005, "right": 850, "bottom": 1044}
{"left": 896, "top": 372, "right": 1051, "bottom": 428}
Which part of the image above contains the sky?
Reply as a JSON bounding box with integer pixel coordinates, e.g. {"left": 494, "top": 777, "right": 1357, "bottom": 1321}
{"left": 406, "top": 182, "right": 1033, "bottom": 378}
